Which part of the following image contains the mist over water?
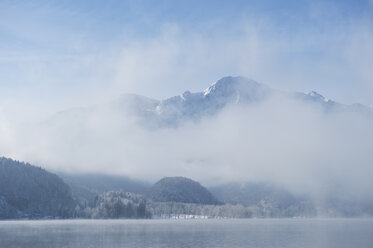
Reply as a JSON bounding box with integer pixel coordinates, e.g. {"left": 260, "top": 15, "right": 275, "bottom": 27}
{"left": 1, "top": 219, "right": 373, "bottom": 248}
{"left": 1, "top": 87, "right": 373, "bottom": 208}
{"left": 1, "top": 0, "right": 373, "bottom": 220}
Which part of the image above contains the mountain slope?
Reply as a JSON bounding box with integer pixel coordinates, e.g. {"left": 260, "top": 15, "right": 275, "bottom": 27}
{"left": 155, "top": 76, "right": 272, "bottom": 123}
{"left": 0, "top": 157, "right": 75, "bottom": 219}
{"left": 45, "top": 76, "right": 373, "bottom": 129}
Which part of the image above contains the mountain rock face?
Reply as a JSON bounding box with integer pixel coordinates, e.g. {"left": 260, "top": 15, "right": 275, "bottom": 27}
{"left": 0, "top": 157, "right": 75, "bottom": 219}
{"left": 146, "top": 177, "right": 221, "bottom": 205}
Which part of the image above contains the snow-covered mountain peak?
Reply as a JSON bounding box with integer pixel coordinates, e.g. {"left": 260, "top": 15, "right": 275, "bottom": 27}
{"left": 203, "top": 76, "right": 261, "bottom": 97}
{"left": 308, "top": 91, "right": 328, "bottom": 102}
{"left": 202, "top": 76, "right": 271, "bottom": 107}
{"left": 151, "top": 76, "right": 271, "bottom": 126}
{"left": 46, "top": 76, "right": 373, "bottom": 129}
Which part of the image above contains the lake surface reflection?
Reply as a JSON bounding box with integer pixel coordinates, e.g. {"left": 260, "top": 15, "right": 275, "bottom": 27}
{"left": 0, "top": 219, "right": 372, "bottom": 248}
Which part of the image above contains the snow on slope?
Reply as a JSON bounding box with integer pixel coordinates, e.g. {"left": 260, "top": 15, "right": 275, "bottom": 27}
{"left": 46, "top": 76, "right": 373, "bottom": 129}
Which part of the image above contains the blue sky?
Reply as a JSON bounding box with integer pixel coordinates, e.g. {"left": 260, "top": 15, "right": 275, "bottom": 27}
{"left": 1, "top": 1, "right": 373, "bottom": 188}
{"left": 0, "top": 0, "right": 373, "bottom": 121}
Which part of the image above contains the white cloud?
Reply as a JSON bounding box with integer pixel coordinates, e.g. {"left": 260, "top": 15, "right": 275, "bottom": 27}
{"left": 1, "top": 93, "right": 373, "bottom": 201}
{"left": 0, "top": 0, "right": 373, "bottom": 201}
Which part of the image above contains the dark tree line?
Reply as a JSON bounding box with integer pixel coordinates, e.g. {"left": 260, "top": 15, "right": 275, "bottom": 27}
{"left": 75, "top": 191, "right": 151, "bottom": 219}
{"left": 0, "top": 157, "right": 75, "bottom": 219}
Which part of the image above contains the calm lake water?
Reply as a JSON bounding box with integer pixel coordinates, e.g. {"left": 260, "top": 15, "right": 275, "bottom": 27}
{"left": 0, "top": 219, "right": 372, "bottom": 248}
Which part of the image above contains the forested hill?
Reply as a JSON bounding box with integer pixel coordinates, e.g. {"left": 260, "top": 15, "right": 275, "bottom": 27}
{"left": 0, "top": 157, "right": 75, "bottom": 219}
{"left": 1, "top": 157, "right": 369, "bottom": 219}
{"left": 146, "top": 177, "right": 221, "bottom": 205}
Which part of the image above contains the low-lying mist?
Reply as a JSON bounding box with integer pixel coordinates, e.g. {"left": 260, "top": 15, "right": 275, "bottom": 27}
{"left": 1, "top": 91, "right": 372, "bottom": 203}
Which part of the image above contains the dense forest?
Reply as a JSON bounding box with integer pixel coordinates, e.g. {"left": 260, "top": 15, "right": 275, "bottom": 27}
{"left": 146, "top": 177, "right": 221, "bottom": 205}
{"left": 1, "top": 157, "right": 371, "bottom": 219}
{"left": 75, "top": 191, "right": 151, "bottom": 219}
{"left": 0, "top": 157, "right": 75, "bottom": 219}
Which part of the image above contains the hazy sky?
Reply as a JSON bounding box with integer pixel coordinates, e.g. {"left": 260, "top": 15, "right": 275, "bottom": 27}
{"left": 0, "top": 0, "right": 373, "bottom": 123}
{"left": 1, "top": 1, "right": 373, "bottom": 198}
